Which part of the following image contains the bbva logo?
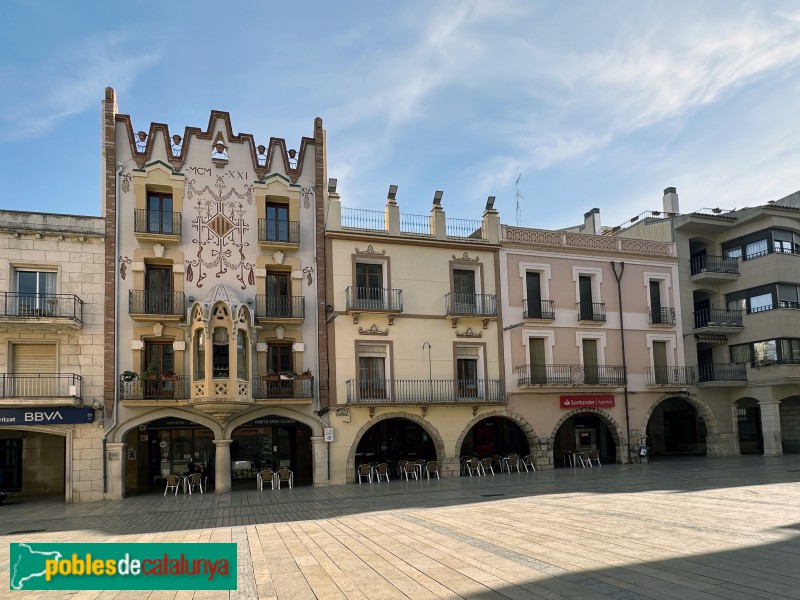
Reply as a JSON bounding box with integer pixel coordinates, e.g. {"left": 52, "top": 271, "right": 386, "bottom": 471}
{"left": 24, "top": 411, "right": 63, "bottom": 422}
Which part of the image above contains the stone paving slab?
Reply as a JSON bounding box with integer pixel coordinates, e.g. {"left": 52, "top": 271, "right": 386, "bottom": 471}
{"left": 1, "top": 456, "right": 800, "bottom": 599}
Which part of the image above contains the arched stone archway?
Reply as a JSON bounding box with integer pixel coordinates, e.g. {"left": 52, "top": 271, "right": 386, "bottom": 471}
{"left": 641, "top": 393, "right": 718, "bottom": 457}
{"left": 224, "top": 407, "right": 324, "bottom": 438}
{"left": 455, "top": 410, "right": 539, "bottom": 469}
{"left": 550, "top": 409, "right": 626, "bottom": 465}
{"left": 110, "top": 408, "right": 224, "bottom": 443}
{"left": 346, "top": 412, "right": 445, "bottom": 482}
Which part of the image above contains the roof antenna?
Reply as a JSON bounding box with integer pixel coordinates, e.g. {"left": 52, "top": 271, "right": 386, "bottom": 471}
{"left": 515, "top": 173, "right": 524, "bottom": 226}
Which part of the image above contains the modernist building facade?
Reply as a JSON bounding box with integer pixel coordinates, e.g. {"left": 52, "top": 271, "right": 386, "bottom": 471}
{"left": 500, "top": 210, "right": 703, "bottom": 467}
{"left": 101, "top": 88, "right": 330, "bottom": 497}
{"left": 0, "top": 210, "right": 105, "bottom": 502}
{"left": 324, "top": 190, "right": 511, "bottom": 482}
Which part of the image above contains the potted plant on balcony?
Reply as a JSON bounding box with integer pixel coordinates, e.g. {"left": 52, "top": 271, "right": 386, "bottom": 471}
{"left": 262, "top": 369, "right": 279, "bottom": 381}
{"left": 141, "top": 362, "right": 160, "bottom": 381}
{"left": 296, "top": 369, "right": 313, "bottom": 380}
{"left": 162, "top": 369, "right": 177, "bottom": 381}
{"left": 121, "top": 370, "right": 139, "bottom": 382}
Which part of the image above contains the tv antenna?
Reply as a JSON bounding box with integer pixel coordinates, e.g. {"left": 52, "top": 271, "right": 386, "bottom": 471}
{"left": 515, "top": 173, "right": 524, "bottom": 226}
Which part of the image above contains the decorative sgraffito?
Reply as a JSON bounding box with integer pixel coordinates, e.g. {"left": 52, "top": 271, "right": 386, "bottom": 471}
{"left": 302, "top": 266, "right": 314, "bottom": 286}
{"left": 185, "top": 177, "right": 255, "bottom": 290}
{"left": 121, "top": 173, "right": 132, "bottom": 193}
{"left": 119, "top": 256, "right": 132, "bottom": 280}
{"left": 301, "top": 186, "right": 314, "bottom": 210}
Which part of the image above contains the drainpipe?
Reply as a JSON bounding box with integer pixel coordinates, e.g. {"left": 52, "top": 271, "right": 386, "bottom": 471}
{"left": 610, "top": 261, "right": 632, "bottom": 463}
{"left": 103, "top": 162, "right": 124, "bottom": 492}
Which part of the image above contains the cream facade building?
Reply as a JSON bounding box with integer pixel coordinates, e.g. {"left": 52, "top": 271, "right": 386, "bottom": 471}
{"left": 324, "top": 190, "right": 511, "bottom": 482}
{"left": 0, "top": 210, "right": 105, "bottom": 502}
{"left": 101, "top": 88, "right": 331, "bottom": 497}
{"left": 618, "top": 187, "right": 800, "bottom": 457}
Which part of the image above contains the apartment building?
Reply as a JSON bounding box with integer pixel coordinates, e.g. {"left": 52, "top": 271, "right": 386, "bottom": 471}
{"left": 101, "top": 88, "right": 330, "bottom": 497}
{"left": 0, "top": 210, "right": 105, "bottom": 502}
{"left": 618, "top": 188, "right": 800, "bottom": 456}
{"left": 501, "top": 209, "right": 704, "bottom": 467}
{"left": 324, "top": 189, "right": 510, "bottom": 482}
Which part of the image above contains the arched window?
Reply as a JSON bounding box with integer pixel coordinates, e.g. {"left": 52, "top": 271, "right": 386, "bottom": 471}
{"left": 236, "top": 330, "right": 248, "bottom": 380}
{"left": 212, "top": 327, "right": 229, "bottom": 378}
{"left": 193, "top": 330, "right": 205, "bottom": 380}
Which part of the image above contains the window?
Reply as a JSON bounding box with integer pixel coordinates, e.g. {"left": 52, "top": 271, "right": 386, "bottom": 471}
{"left": 193, "top": 330, "right": 205, "bottom": 380}
{"left": 266, "top": 272, "right": 291, "bottom": 317}
{"left": 578, "top": 275, "right": 595, "bottom": 320}
{"left": 144, "top": 341, "right": 174, "bottom": 375}
{"left": 652, "top": 341, "right": 668, "bottom": 384}
{"left": 265, "top": 203, "right": 289, "bottom": 242}
{"left": 355, "top": 262, "right": 385, "bottom": 309}
{"left": 212, "top": 327, "right": 229, "bottom": 378}
{"left": 582, "top": 339, "right": 599, "bottom": 384}
{"left": 528, "top": 337, "right": 547, "bottom": 384}
{"left": 748, "top": 292, "right": 773, "bottom": 313}
{"left": 773, "top": 230, "right": 800, "bottom": 254}
{"left": 267, "top": 344, "right": 293, "bottom": 374}
{"left": 456, "top": 346, "right": 479, "bottom": 397}
{"left": 147, "top": 192, "right": 173, "bottom": 234}
{"left": 780, "top": 339, "right": 800, "bottom": 364}
{"left": 358, "top": 344, "right": 387, "bottom": 399}
{"left": 16, "top": 270, "right": 56, "bottom": 315}
{"left": 649, "top": 280, "right": 663, "bottom": 323}
{"left": 723, "top": 246, "right": 742, "bottom": 259}
{"left": 145, "top": 266, "right": 172, "bottom": 314}
{"left": 525, "top": 272, "right": 543, "bottom": 318}
{"left": 753, "top": 340, "right": 777, "bottom": 365}
{"left": 236, "top": 331, "right": 248, "bottom": 380}
{"left": 11, "top": 343, "right": 57, "bottom": 396}
{"left": 745, "top": 239, "right": 769, "bottom": 260}
{"left": 778, "top": 284, "right": 800, "bottom": 309}
{"left": 730, "top": 344, "right": 751, "bottom": 364}
{"left": 453, "top": 268, "right": 477, "bottom": 312}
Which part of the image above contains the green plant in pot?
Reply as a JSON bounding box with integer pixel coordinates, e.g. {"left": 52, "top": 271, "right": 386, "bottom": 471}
{"left": 141, "top": 362, "right": 160, "bottom": 380}
{"left": 121, "top": 370, "right": 138, "bottom": 382}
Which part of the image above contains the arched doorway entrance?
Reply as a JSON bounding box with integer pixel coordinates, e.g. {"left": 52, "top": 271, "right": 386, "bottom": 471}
{"left": 123, "top": 416, "right": 216, "bottom": 495}
{"left": 459, "top": 417, "right": 530, "bottom": 459}
{"left": 354, "top": 418, "right": 437, "bottom": 474}
{"left": 736, "top": 398, "right": 762, "bottom": 454}
{"left": 231, "top": 416, "right": 313, "bottom": 486}
{"left": 646, "top": 397, "right": 707, "bottom": 457}
{"left": 553, "top": 412, "right": 617, "bottom": 467}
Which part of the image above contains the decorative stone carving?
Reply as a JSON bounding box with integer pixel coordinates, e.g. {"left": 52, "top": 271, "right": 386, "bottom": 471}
{"left": 358, "top": 324, "right": 389, "bottom": 336}
{"left": 153, "top": 322, "right": 164, "bottom": 337}
{"left": 119, "top": 256, "right": 131, "bottom": 280}
{"left": 455, "top": 327, "right": 482, "bottom": 338}
{"left": 355, "top": 245, "right": 386, "bottom": 255}
{"left": 273, "top": 250, "right": 284, "bottom": 264}
{"left": 275, "top": 325, "right": 285, "bottom": 340}
{"left": 153, "top": 244, "right": 165, "bottom": 258}
{"left": 452, "top": 252, "right": 479, "bottom": 262}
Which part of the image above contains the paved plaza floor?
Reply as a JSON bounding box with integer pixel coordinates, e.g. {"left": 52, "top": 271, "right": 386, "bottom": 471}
{"left": 1, "top": 455, "right": 800, "bottom": 599}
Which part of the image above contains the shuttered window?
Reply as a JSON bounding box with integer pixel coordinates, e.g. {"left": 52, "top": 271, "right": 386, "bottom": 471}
{"left": 11, "top": 344, "right": 57, "bottom": 396}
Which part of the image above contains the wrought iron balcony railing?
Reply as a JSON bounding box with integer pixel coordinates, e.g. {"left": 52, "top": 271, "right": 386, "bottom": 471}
{"left": 1, "top": 373, "right": 82, "bottom": 398}
{"left": 577, "top": 302, "right": 606, "bottom": 322}
{"left": 257, "top": 219, "right": 300, "bottom": 244}
{"left": 134, "top": 209, "right": 182, "bottom": 236}
{"left": 516, "top": 364, "right": 625, "bottom": 386}
{"left": 444, "top": 293, "right": 497, "bottom": 316}
{"left": 523, "top": 299, "right": 555, "bottom": 320}
{"left": 255, "top": 295, "right": 305, "bottom": 319}
{"left": 0, "top": 293, "right": 83, "bottom": 323}
{"left": 646, "top": 366, "right": 696, "bottom": 385}
{"left": 698, "top": 363, "right": 747, "bottom": 383}
{"left": 649, "top": 307, "right": 676, "bottom": 325}
{"left": 252, "top": 376, "right": 313, "bottom": 400}
{"left": 120, "top": 375, "right": 190, "bottom": 400}
{"left": 128, "top": 290, "right": 185, "bottom": 316}
{"left": 693, "top": 308, "right": 743, "bottom": 329}
{"left": 690, "top": 255, "right": 739, "bottom": 276}
{"left": 345, "top": 379, "right": 504, "bottom": 403}
{"left": 345, "top": 287, "right": 404, "bottom": 312}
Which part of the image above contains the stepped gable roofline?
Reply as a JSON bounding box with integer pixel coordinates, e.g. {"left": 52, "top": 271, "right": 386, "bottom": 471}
{"left": 115, "top": 110, "right": 317, "bottom": 182}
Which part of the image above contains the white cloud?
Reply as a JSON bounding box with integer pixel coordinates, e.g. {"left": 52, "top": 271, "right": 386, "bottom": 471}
{"left": 0, "top": 33, "right": 161, "bottom": 140}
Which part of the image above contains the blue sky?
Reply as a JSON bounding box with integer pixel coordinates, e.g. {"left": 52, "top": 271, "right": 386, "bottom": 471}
{"left": 2, "top": 1, "right": 800, "bottom": 231}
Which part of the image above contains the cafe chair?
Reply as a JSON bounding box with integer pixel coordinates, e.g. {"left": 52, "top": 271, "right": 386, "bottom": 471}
{"left": 277, "top": 467, "right": 293, "bottom": 489}
{"left": 187, "top": 472, "right": 204, "bottom": 494}
{"left": 426, "top": 461, "right": 440, "bottom": 480}
{"left": 480, "top": 457, "right": 495, "bottom": 476}
{"left": 587, "top": 449, "right": 602, "bottom": 467}
{"left": 357, "top": 464, "right": 372, "bottom": 484}
{"left": 522, "top": 454, "right": 536, "bottom": 472}
{"left": 258, "top": 468, "right": 274, "bottom": 490}
{"left": 164, "top": 474, "right": 180, "bottom": 496}
{"left": 374, "top": 463, "right": 390, "bottom": 482}
{"left": 575, "top": 451, "right": 590, "bottom": 468}
{"left": 403, "top": 461, "right": 418, "bottom": 481}
{"left": 396, "top": 459, "right": 408, "bottom": 477}
{"left": 506, "top": 455, "right": 521, "bottom": 473}
{"left": 465, "top": 458, "right": 482, "bottom": 477}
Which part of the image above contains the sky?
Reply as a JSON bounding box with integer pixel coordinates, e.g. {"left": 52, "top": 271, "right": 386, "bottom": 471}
{"left": 2, "top": 1, "right": 800, "bottom": 231}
